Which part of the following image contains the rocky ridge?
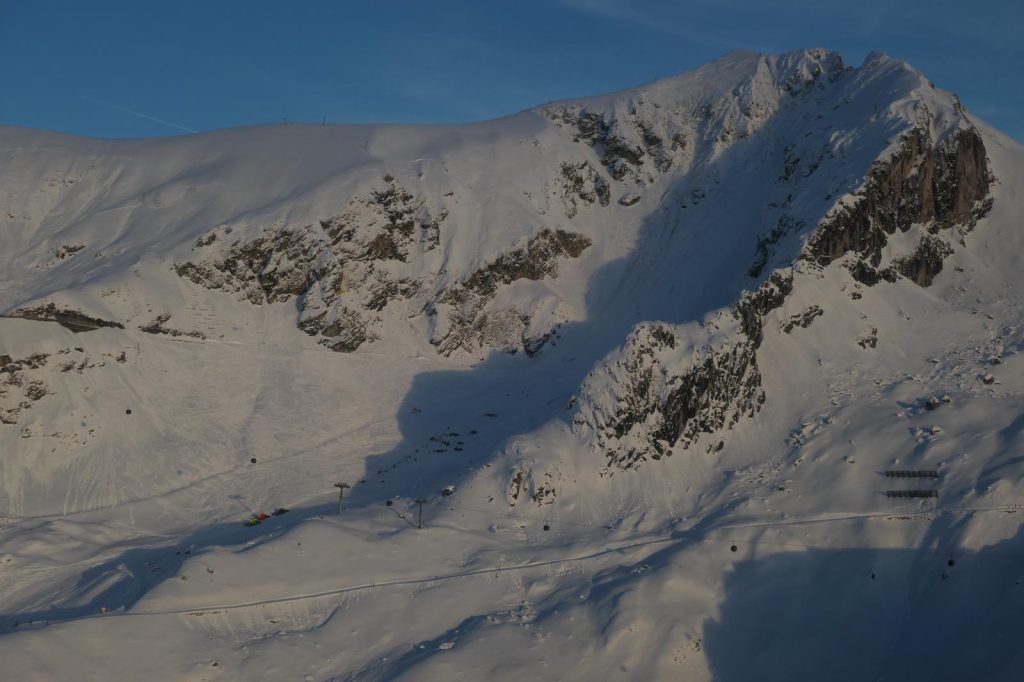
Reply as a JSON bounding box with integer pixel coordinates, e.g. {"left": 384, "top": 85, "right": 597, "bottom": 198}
{"left": 174, "top": 169, "right": 596, "bottom": 356}
{"left": 572, "top": 114, "right": 993, "bottom": 472}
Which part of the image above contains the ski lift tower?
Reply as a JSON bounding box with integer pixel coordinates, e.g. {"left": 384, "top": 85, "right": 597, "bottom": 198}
{"left": 334, "top": 482, "right": 351, "bottom": 515}
{"left": 414, "top": 498, "right": 428, "bottom": 529}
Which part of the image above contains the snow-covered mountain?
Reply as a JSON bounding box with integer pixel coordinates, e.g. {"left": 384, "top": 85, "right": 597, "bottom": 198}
{"left": 2, "top": 48, "right": 1023, "bottom": 680}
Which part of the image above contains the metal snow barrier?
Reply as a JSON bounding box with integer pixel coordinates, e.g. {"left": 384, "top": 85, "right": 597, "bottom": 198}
{"left": 883, "top": 470, "right": 940, "bottom": 479}
{"left": 885, "top": 490, "right": 938, "bottom": 499}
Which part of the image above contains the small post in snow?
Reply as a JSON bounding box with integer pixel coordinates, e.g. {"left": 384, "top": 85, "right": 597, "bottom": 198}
{"left": 334, "top": 482, "right": 351, "bottom": 514}
{"left": 414, "top": 498, "right": 428, "bottom": 529}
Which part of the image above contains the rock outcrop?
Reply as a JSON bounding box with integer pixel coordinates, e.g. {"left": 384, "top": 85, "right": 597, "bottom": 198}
{"left": 138, "top": 314, "right": 206, "bottom": 340}
{"left": 3, "top": 303, "right": 123, "bottom": 333}
{"left": 559, "top": 161, "right": 610, "bottom": 217}
{"left": 177, "top": 176, "right": 591, "bottom": 356}
{"left": 544, "top": 49, "right": 848, "bottom": 194}
{"left": 574, "top": 118, "right": 992, "bottom": 472}
{"left": 429, "top": 229, "right": 591, "bottom": 356}
{"left": 543, "top": 104, "right": 687, "bottom": 185}
{"left": 891, "top": 234, "right": 955, "bottom": 287}
{"left": 779, "top": 305, "right": 824, "bottom": 333}
{"left": 0, "top": 352, "right": 50, "bottom": 424}
{"left": 803, "top": 124, "right": 991, "bottom": 283}
{"left": 176, "top": 176, "right": 443, "bottom": 352}
{"left": 575, "top": 272, "right": 792, "bottom": 470}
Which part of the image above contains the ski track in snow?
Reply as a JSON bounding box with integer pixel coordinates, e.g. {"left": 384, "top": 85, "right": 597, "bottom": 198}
{"left": 120, "top": 504, "right": 1024, "bottom": 618}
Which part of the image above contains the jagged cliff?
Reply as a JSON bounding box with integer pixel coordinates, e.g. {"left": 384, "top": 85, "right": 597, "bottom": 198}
{"left": 573, "top": 272, "right": 792, "bottom": 470}
{"left": 571, "top": 115, "right": 993, "bottom": 473}
{"left": 805, "top": 124, "right": 991, "bottom": 283}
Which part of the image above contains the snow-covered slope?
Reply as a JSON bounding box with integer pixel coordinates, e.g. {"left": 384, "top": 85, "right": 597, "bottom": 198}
{"left": 2, "top": 48, "right": 1023, "bottom": 680}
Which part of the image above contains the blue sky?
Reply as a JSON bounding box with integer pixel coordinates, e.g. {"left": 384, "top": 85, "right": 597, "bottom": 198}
{"left": 2, "top": 0, "right": 1020, "bottom": 140}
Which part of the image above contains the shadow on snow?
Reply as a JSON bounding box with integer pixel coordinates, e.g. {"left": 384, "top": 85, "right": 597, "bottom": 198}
{"left": 703, "top": 521, "right": 1024, "bottom": 681}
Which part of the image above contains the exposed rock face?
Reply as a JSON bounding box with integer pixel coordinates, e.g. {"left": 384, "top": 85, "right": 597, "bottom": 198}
{"left": 734, "top": 272, "right": 794, "bottom": 346}
{"left": 575, "top": 272, "right": 791, "bottom": 470}
{"left": 857, "top": 327, "right": 879, "bottom": 349}
{"left": 1, "top": 347, "right": 110, "bottom": 427}
{"left": 574, "top": 119, "right": 993, "bottom": 472}
{"left": 803, "top": 125, "right": 991, "bottom": 280}
{"left": 575, "top": 320, "right": 764, "bottom": 470}
{"left": 461, "top": 229, "right": 590, "bottom": 297}
{"left": 559, "top": 161, "right": 610, "bottom": 217}
{"left": 748, "top": 216, "right": 805, "bottom": 278}
{"left": 0, "top": 352, "right": 50, "bottom": 424}
{"left": 54, "top": 244, "right": 85, "bottom": 260}
{"left": 176, "top": 177, "right": 443, "bottom": 352}
{"left": 177, "top": 175, "right": 591, "bottom": 356}
{"left": 505, "top": 464, "right": 562, "bottom": 507}
{"left": 544, "top": 49, "right": 847, "bottom": 196}
{"left": 507, "top": 466, "right": 527, "bottom": 505}
{"left": 3, "top": 303, "right": 123, "bottom": 333}
{"left": 544, "top": 105, "right": 684, "bottom": 185}
{"left": 891, "top": 234, "right": 955, "bottom": 286}
{"left": 299, "top": 307, "right": 372, "bottom": 353}
{"left": 846, "top": 259, "right": 899, "bottom": 286}
{"left": 780, "top": 305, "right": 823, "bottom": 333}
{"left": 430, "top": 229, "right": 591, "bottom": 356}
{"left": 138, "top": 314, "right": 206, "bottom": 340}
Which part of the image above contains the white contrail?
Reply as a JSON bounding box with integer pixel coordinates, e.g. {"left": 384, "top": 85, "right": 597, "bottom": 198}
{"left": 81, "top": 95, "right": 197, "bottom": 133}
